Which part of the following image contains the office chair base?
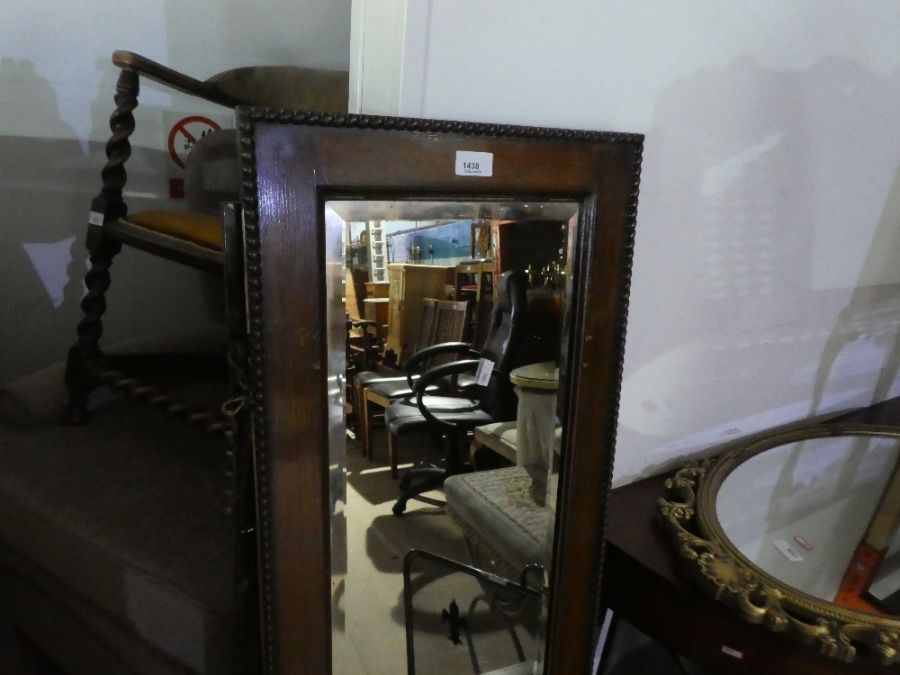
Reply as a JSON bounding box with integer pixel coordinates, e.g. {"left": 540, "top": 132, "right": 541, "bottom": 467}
{"left": 393, "top": 466, "right": 469, "bottom": 515}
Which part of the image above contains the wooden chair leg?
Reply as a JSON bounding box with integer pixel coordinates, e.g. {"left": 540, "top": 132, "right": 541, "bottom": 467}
{"left": 365, "top": 389, "right": 394, "bottom": 464}
{"left": 351, "top": 379, "right": 362, "bottom": 440}
{"left": 64, "top": 234, "right": 122, "bottom": 422}
{"left": 388, "top": 431, "right": 398, "bottom": 480}
{"left": 468, "top": 437, "right": 481, "bottom": 469}
{"left": 360, "top": 387, "right": 371, "bottom": 459}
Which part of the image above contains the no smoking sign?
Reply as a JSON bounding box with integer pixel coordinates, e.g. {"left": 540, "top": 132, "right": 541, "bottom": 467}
{"left": 166, "top": 115, "right": 222, "bottom": 169}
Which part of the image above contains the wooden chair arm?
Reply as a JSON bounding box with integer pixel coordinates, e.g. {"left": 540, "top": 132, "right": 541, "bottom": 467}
{"left": 112, "top": 50, "right": 240, "bottom": 107}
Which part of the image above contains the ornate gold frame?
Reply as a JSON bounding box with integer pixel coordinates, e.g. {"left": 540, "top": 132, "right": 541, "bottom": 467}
{"left": 660, "top": 424, "right": 900, "bottom": 666}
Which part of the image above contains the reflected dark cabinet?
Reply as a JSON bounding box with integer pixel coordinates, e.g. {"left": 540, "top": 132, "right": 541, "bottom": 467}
{"left": 491, "top": 220, "right": 566, "bottom": 279}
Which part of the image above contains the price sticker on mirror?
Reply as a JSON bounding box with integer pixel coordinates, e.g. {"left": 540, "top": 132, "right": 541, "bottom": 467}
{"left": 474, "top": 358, "right": 495, "bottom": 386}
{"left": 455, "top": 151, "right": 493, "bottom": 177}
{"left": 773, "top": 539, "right": 804, "bottom": 562}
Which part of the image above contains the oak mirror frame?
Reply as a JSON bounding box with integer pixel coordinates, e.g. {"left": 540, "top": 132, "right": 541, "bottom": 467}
{"left": 237, "top": 108, "right": 643, "bottom": 674}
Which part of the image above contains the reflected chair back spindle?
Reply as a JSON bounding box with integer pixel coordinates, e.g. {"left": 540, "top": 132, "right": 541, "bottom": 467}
{"left": 357, "top": 299, "right": 471, "bottom": 470}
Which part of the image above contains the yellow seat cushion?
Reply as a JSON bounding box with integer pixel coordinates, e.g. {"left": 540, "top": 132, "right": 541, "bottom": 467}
{"left": 122, "top": 211, "right": 223, "bottom": 250}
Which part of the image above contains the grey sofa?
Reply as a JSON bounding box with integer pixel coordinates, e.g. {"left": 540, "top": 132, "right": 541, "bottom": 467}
{"left": 0, "top": 332, "right": 241, "bottom": 674}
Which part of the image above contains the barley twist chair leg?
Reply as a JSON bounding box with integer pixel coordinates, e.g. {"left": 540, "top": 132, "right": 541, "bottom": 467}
{"left": 64, "top": 68, "right": 138, "bottom": 422}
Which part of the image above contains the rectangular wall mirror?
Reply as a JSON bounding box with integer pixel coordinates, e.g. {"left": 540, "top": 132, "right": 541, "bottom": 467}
{"left": 237, "top": 110, "right": 643, "bottom": 674}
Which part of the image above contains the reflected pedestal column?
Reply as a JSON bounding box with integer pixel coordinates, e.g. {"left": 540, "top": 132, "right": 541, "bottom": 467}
{"left": 511, "top": 362, "right": 560, "bottom": 675}
{"left": 510, "top": 362, "right": 560, "bottom": 486}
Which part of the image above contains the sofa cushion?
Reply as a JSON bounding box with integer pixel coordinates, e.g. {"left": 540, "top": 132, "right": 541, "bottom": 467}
{"left": 0, "top": 370, "right": 234, "bottom": 673}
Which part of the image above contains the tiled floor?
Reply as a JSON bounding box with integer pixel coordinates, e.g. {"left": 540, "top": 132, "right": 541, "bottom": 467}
{"left": 0, "top": 423, "right": 708, "bottom": 674}
{"left": 341, "top": 428, "right": 713, "bottom": 675}
{"left": 336, "top": 429, "right": 473, "bottom": 673}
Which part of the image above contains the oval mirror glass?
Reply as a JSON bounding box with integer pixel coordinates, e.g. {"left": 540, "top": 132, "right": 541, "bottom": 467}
{"left": 661, "top": 426, "right": 900, "bottom": 666}
{"left": 717, "top": 432, "right": 900, "bottom": 614}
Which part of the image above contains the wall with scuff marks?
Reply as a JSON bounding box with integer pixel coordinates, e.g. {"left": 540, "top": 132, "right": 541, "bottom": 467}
{"left": 0, "top": 0, "right": 351, "bottom": 383}
{"left": 353, "top": 0, "right": 900, "bottom": 483}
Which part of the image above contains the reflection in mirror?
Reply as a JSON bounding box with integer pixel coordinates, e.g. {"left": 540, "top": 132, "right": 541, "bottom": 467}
{"left": 326, "top": 199, "right": 578, "bottom": 673}
{"left": 661, "top": 427, "right": 900, "bottom": 666}
{"left": 717, "top": 433, "right": 900, "bottom": 615}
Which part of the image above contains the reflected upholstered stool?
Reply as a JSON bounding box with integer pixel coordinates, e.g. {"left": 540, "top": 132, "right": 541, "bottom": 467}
{"left": 445, "top": 466, "right": 558, "bottom": 579}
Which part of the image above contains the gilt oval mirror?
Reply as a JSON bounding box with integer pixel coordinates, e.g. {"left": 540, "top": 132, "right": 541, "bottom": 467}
{"left": 237, "top": 109, "right": 643, "bottom": 673}
{"left": 661, "top": 425, "right": 900, "bottom": 666}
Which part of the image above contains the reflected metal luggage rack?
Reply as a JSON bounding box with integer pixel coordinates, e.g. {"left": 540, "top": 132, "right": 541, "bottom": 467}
{"left": 403, "top": 549, "right": 545, "bottom": 675}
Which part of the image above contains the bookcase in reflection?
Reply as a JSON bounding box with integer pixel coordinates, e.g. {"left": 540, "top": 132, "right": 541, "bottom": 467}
{"left": 386, "top": 263, "right": 454, "bottom": 363}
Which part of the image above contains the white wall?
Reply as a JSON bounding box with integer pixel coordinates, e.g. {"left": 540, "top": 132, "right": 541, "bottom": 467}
{"left": 0, "top": 0, "right": 351, "bottom": 383}
{"left": 354, "top": 0, "right": 900, "bottom": 484}
{"left": 349, "top": 0, "right": 407, "bottom": 114}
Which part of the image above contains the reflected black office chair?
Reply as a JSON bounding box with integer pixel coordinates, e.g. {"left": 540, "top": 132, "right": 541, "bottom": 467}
{"left": 359, "top": 299, "right": 470, "bottom": 475}
{"left": 386, "top": 270, "right": 528, "bottom": 514}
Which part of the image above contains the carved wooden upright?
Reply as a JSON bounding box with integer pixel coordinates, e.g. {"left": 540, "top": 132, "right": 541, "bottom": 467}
{"left": 64, "top": 68, "right": 138, "bottom": 422}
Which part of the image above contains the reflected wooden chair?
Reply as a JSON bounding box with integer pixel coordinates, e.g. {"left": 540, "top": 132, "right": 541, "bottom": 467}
{"left": 353, "top": 297, "right": 438, "bottom": 444}
{"left": 454, "top": 258, "right": 494, "bottom": 346}
{"left": 346, "top": 269, "right": 382, "bottom": 373}
{"left": 358, "top": 299, "right": 470, "bottom": 475}
{"left": 65, "top": 50, "right": 348, "bottom": 422}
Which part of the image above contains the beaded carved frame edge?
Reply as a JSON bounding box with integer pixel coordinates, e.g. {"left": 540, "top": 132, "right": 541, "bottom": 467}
{"left": 236, "top": 107, "right": 644, "bottom": 674}
{"left": 659, "top": 424, "right": 900, "bottom": 666}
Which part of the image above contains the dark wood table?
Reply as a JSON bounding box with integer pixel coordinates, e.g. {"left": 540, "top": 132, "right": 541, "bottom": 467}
{"left": 603, "top": 398, "right": 900, "bottom": 674}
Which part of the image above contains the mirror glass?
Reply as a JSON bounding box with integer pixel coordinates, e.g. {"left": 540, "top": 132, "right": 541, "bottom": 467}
{"left": 325, "top": 198, "right": 578, "bottom": 673}
{"left": 717, "top": 433, "right": 900, "bottom": 615}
